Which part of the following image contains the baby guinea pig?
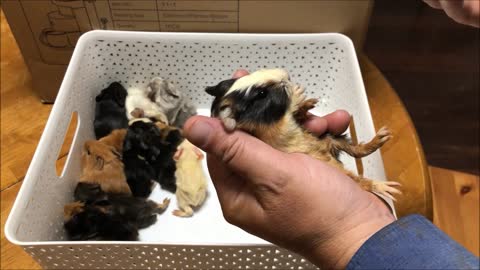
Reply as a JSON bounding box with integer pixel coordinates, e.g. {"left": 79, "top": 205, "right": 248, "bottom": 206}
{"left": 147, "top": 77, "right": 197, "bottom": 128}
{"left": 94, "top": 82, "right": 129, "bottom": 139}
{"left": 206, "top": 69, "right": 293, "bottom": 133}
{"left": 98, "top": 129, "right": 127, "bottom": 153}
{"left": 81, "top": 133, "right": 131, "bottom": 195}
{"left": 205, "top": 68, "right": 400, "bottom": 200}
{"left": 123, "top": 121, "right": 183, "bottom": 196}
{"left": 64, "top": 183, "right": 170, "bottom": 241}
{"left": 153, "top": 121, "right": 184, "bottom": 193}
{"left": 122, "top": 121, "right": 159, "bottom": 197}
{"left": 64, "top": 200, "right": 139, "bottom": 241}
{"left": 125, "top": 86, "right": 169, "bottom": 124}
{"left": 172, "top": 139, "right": 207, "bottom": 217}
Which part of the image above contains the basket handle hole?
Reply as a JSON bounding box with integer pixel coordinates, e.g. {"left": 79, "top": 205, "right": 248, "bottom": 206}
{"left": 56, "top": 111, "right": 79, "bottom": 177}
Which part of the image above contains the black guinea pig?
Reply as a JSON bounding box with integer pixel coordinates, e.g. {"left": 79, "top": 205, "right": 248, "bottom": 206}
{"left": 123, "top": 121, "right": 183, "bottom": 196}
{"left": 94, "top": 82, "right": 129, "bottom": 139}
{"left": 64, "top": 183, "right": 170, "bottom": 241}
{"left": 63, "top": 201, "right": 139, "bottom": 241}
{"left": 153, "top": 121, "right": 184, "bottom": 193}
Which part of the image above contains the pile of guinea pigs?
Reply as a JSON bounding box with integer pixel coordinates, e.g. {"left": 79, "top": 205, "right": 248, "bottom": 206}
{"left": 63, "top": 77, "right": 207, "bottom": 241}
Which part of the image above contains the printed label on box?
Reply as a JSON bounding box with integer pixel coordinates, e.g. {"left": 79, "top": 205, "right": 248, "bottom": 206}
{"left": 2, "top": 0, "right": 371, "bottom": 101}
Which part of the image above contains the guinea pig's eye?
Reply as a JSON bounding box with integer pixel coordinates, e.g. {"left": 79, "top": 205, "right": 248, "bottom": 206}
{"left": 258, "top": 90, "right": 267, "bottom": 99}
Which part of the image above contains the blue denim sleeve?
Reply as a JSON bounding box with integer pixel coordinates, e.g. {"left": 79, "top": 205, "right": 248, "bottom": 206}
{"left": 347, "top": 214, "right": 479, "bottom": 269}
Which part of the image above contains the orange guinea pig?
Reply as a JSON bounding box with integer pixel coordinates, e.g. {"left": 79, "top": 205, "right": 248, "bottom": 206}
{"left": 80, "top": 129, "right": 131, "bottom": 195}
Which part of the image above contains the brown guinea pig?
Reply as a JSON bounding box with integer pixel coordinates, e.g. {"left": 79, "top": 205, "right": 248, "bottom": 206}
{"left": 80, "top": 130, "right": 131, "bottom": 195}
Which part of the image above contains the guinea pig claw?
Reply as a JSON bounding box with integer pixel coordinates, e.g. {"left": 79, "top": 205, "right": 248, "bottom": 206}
{"left": 194, "top": 147, "right": 204, "bottom": 160}
{"left": 157, "top": 198, "right": 171, "bottom": 210}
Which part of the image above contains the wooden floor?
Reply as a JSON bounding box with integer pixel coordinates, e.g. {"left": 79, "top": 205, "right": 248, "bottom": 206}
{"left": 1, "top": 9, "right": 478, "bottom": 269}
{"left": 365, "top": 0, "right": 479, "bottom": 174}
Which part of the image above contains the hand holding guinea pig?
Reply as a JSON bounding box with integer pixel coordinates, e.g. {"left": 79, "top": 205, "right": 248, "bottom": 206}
{"left": 183, "top": 69, "right": 395, "bottom": 269}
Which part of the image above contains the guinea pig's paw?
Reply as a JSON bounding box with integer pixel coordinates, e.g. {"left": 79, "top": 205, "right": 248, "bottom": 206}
{"left": 292, "top": 84, "right": 306, "bottom": 103}
{"left": 222, "top": 118, "right": 237, "bottom": 132}
{"left": 172, "top": 206, "right": 194, "bottom": 217}
{"left": 130, "top": 108, "right": 145, "bottom": 118}
{"left": 372, "top": 181, "right": 402, "bottom": 201}
{"left": 300, "top": 98, "right": 318, "bottom": 111}
{"left": 376, "top": 126, "right": 392, "bottom": 143}
{"left": 157, "top": 198, "right": 171, "bottom": 210}
{"left": 219, "top": 107, "right": 236, "bottom": 131}
{"left": 293, "top": 98, "right": 319, "bottom": 122}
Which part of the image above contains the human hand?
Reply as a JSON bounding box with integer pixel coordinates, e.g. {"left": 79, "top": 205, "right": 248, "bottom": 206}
{"left": 183, "top": 70, "right": 395, "bottom": 268}
{"left": 424, "top": 0, "right": 480, "bottom": 28}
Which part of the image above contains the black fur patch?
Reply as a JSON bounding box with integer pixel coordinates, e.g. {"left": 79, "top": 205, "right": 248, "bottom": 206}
{"left": 122, "top": 122, "right": 157, "bottom": 197}
{"left": 206, "top": 78, "right": 238, "bottom": 116}
{"left": 65, "top": 183, "right": 165, "bottom": 241}
{"left": 153, "top": 127, "right": 183, "bottom": 193}
{"left": 123, "top": 121, "right": 181, "bottom": 196}
{"left": 206, "top": 78, "right": 237, "bottom": 97}
{"left": 227, "top": 83, "right": 290, "bottom": 125}
{"left": 74, "top": 182, "right": 105, "bottom": 203}
{"left": 94, "top": 82, "right": 128, "bottom": 139}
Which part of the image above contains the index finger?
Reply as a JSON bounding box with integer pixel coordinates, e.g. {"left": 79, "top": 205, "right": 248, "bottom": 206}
{"left": 303, "top": 110, "right": 351, "bottom": 136}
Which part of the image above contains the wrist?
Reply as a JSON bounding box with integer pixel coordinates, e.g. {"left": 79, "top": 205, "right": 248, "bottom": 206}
{"left": 305, "top": 193, "right": 395, "bottom": 269}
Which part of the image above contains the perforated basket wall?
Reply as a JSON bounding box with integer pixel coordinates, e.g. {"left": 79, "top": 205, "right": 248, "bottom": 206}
{"left": 5, "top": 31, "right": 391, "bottom": 269}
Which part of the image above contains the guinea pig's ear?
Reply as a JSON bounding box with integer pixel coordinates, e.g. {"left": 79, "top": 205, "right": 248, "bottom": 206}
{"left": 95, "top": 155, "right": 105, "bottom": 170}
{"left": 83, "top": 142, "right": 91, "bottom": 155}
{"left": 95, "top": 90, "right": 105, "bottom": 102}
{"left": 165, "top": 129, "right": 183, "bottom": 146}
{"left": 205, "top": 78, "right": 237, "bottom": 97}
{"left": 146, "top": 85, "right": 156, "bottom": 100}
{"left": 110, "top": 147, "right": 122, "bottom": 159}
{"left": 123, "top": 136, "right": 132, "bottom": 152}
{"left": 92, "top": 197, "right": 111, "bottom": 207}
{"left": 114, "top": 89, "right": 126, "bottom": 107}
{"left": 173, "top": 148, "right": 183, "bottom": 161}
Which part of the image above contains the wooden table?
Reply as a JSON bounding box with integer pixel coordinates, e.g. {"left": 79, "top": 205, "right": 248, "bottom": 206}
{"left": 360, "top": 55, "right": 433, "bottom": 219}
{"left": 0, "top": 10, "right": 435, "bottom": 270}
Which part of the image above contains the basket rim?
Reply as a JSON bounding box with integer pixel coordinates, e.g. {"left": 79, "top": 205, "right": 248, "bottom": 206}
{"left": 77, "top": 29, "right": 355, "bottom": 43}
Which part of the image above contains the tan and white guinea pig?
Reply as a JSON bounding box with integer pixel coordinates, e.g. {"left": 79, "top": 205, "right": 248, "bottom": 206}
{"left": 205, "top": 68, "right": 401, "bottom": 200}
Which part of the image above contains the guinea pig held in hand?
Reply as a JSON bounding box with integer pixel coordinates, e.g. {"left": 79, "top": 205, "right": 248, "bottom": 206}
{"left": 94, "top": 82, "right": 129, "bottom": 139}
{"left": 206, "top": 68, "right": 401, "bottom": 200}
{"left": 206, "top": 69, "right": 293, "bottom": 133}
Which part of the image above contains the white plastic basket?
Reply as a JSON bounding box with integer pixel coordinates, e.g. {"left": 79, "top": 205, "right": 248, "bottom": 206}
{"left": 5, "top": 30, "right": 393, "bottom": 269}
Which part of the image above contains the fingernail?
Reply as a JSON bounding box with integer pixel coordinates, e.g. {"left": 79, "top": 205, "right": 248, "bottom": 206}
{"left": 185, "top": 119, "right": 213, "bottom": 148}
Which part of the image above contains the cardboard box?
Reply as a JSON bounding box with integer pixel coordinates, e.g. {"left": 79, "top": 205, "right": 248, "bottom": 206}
{"left": 2, "top": 0, "right": 372, "bottom": 102}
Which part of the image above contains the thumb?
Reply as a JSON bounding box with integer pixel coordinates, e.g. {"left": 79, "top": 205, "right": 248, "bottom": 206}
{"left": 183, "top": 115, "right": 292, "bottom": 183}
